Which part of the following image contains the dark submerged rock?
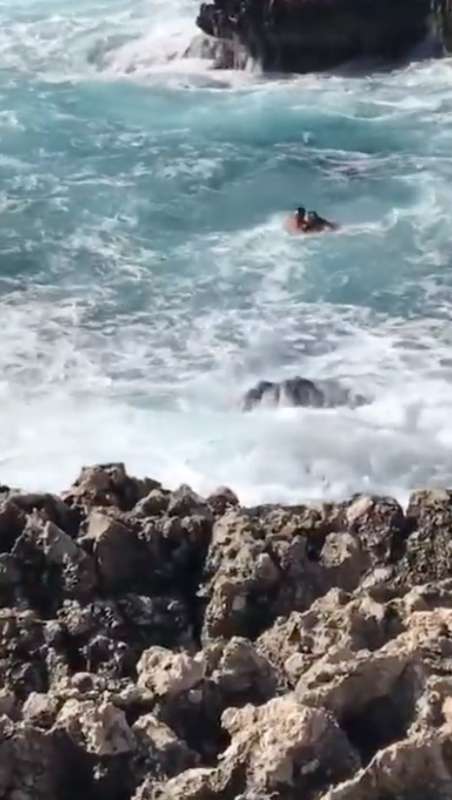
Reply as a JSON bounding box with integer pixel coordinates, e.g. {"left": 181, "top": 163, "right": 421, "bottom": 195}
{"left": 242, "top": 376, "right": 366, "bottom": 411}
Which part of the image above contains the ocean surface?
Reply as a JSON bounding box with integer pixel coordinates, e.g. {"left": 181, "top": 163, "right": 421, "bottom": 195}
{"left": 2, "top": 0, "right": 452, "bottom": 505}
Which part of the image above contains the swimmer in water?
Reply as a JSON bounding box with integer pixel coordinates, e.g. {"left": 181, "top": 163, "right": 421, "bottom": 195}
{"left": 305, "top": 210, "right": 338, "bottom": 233}
{"left": 285, "top": 207, "right": 338, "bottom": 234}
{"left": 284, "top": 206, "right": 307, "bottom": 233}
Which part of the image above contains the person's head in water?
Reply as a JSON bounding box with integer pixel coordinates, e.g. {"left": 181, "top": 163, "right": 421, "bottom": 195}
{"left": 295, "top": 207, "right": 306, "bottom": 225}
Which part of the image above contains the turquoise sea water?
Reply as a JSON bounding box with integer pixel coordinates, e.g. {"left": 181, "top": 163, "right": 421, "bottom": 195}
{"left": 2, "top": 0, "right": 452, "bottom": 503}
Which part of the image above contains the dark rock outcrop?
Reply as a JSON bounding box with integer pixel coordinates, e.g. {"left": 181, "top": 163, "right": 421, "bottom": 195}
{"left": 242, "top": 376, "right": 366, "bottom": 411}
{"left": 196, "top": 0, "right": 449, "bottom": 74}
{"left": 1, "top": 464, "right": 452, "bottom": 799}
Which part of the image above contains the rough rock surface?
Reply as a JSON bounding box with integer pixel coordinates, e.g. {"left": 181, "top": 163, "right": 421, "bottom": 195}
{"left": 2, "top": 464, "right": 452, "bottom": 799}
{"left": 242, "top": 376, "right": 366, "bottom": 411}
{"left": 196, "top": 0, "right": 452, "bottom": 74}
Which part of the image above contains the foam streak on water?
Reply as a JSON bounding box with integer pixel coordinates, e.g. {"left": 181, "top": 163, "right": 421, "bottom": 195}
{"left": 1, "top": 0, "right": 452, "bottom": 504}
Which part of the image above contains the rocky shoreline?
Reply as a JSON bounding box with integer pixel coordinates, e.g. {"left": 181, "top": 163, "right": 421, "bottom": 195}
{"left": 195, "top": 0, "right": 452, "bottom": 73}
{"left": 1, "top": 463, "right": 452, "bottom": 798}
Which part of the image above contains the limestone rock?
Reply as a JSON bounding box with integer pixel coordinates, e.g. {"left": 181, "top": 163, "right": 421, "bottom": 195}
{"left": 397, "top": 489, "right": 452, "bottom": 585}
{"left": 209, "top": 636, "right": 277, "bottom": 701}
{"left": 201, "top": 505, "right": 336, "bottom": 642}
{"left": 56, "top": 697, "right": 136, "bottom": 755}
{"left": 150, "top": 696, "right": 358, "bottom": 799}
{"left": 0, "top": 689, "right": 16, "bottom": 721}
{"left": 134, "top": 488, "right": 170, "bottom": 517}
{"left": 257, "top": 589, "right": 402, "bottom": 688}
{"left": 133, "top": 713, "right": 197, "bottom": 775}
{"left": 137, "top": 647, "right": 204, "bottom": 698}
{"left": 320, "top": 726, "right": 452, "bottom": 800}
{"left": 319, "top": 532, "right": 368, "bottom": 592}
{"left": 0, "top": 715, "right": 65, "bottom": 800}
{"left": 0, "top": 499, "right": 27, "bottom": 552}
{"left": 22, "top": 691, "right": 59, "bottom": 728}
{"left": 206, "top": 486, "right": 239, "bottom": 516}
{"left": 345, "top": 494, "right": 406, "bottom": 567}
{"left": 167, "top": 485, "right": 212, "bottom": 519}
{"left": 86, "top": 511, "right": 146, "bottom": 593}
{"left": 219, "top": 696, "right": 358, "bottom": 794}
{"left": 65, "top": 462, "right": 159, "bottom": 512}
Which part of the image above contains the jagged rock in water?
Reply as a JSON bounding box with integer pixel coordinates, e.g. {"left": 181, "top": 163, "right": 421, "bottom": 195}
{"left": 184, "top": 32, "right": 249, "bottom": 68}
{"left": 196, "top": 0, "right": 449, "bottom": 74}
{"left": 242, "top": 376, "right": 366, "bottom": 411}
{"left": 243, "top": 376, "right": 325, "bottom": 410}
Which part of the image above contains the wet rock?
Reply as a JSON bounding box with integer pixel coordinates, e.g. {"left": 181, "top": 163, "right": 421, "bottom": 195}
{"left": 196, "top": 0, "right": 442, "bottom": 74}
{"left": 184, "top": 32, "right": 249, "bottom": 68}
{"left": 243, "top": 377, "right": 325, "bottom": 411}
{"left": 242, "top": 377, "right": 367, "bottom": 412}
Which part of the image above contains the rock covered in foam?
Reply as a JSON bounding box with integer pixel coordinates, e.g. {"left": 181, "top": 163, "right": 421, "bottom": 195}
{"left": 242, "top": 376, "right": 367, "bottom": 411}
